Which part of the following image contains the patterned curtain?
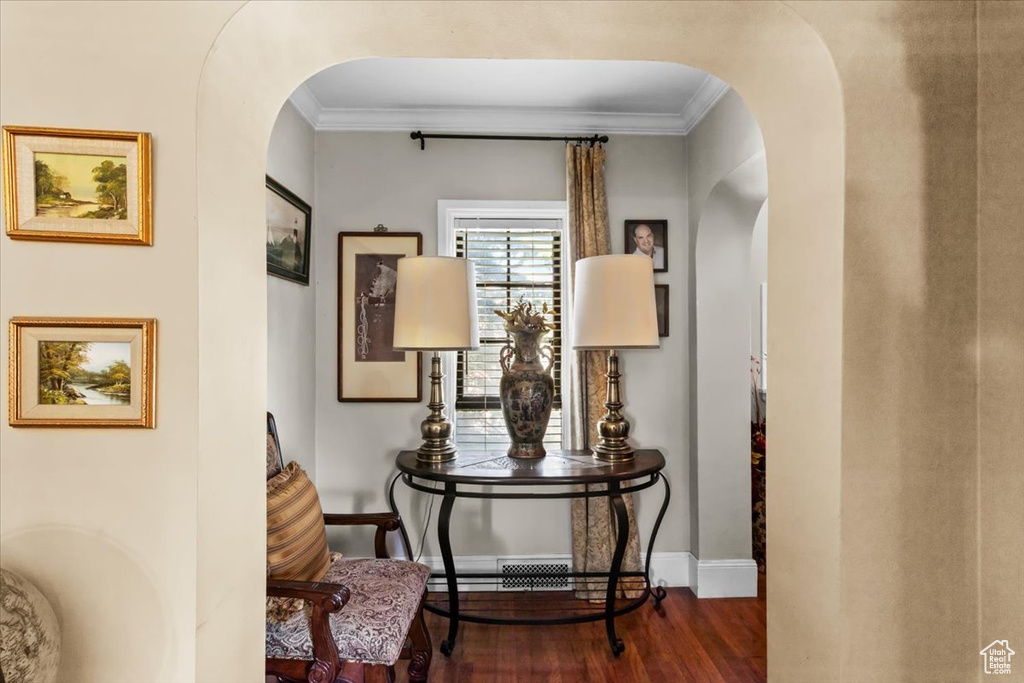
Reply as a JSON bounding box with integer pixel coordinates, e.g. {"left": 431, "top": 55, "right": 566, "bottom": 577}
{"left": 566, "top": 143, "right": 644, "bottom": 600}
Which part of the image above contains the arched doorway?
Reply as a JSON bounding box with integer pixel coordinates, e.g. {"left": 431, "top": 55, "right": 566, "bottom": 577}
{"left": 196, "top": 3, "right": 844, "bottom": 678}
{"left": 693, "top": 150, "right": 767, "bottom": 597}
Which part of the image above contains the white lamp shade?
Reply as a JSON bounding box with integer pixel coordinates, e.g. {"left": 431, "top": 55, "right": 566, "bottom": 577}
{"left": 393, "top": 256, "right": 480, "bottom": 351}
{"left": 572, "top": 254, "right": 660, "bottom": 349}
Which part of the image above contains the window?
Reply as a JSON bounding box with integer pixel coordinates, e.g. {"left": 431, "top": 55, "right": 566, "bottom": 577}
{"left": 438, "top": 202, "right": 570, "bottom": 451}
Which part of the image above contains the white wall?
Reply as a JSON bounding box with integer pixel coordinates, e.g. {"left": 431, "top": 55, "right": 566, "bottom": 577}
{"left": 604, "top": 135, "right": 690, "bottom": 558}
{"left": 311, "top": 132, "right": 690, "bottom": 559}
{"left": 685, "top": 91, "right": 765, "bottom": 559}
{"left": 750, "top": 201, "right": 768, "bottom": 367}
{"left": 693, "top": 152, "right": 766, "bottom": 572}
{"left": 266, "top": 101, "right": 317, "bottom": 476}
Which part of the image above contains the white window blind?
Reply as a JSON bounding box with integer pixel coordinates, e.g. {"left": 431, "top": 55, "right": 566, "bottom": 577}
{"left": 454, "top": 218, "right": 563, "bottom": 451}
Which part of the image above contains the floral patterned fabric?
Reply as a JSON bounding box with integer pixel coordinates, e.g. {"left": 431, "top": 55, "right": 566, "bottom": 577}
{"left": 266, "top": 557, "right": 430, "bottom": 666}
{"left": 751, "top": 422, "right": 767, "bottom": 573}
{"left": 570, "top": 487, "right": 645, "bottom": 600}
{"left": 267, "top": 432, "right": 283, "bottom": 479}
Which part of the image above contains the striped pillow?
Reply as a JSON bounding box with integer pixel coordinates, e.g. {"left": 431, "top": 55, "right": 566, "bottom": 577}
{"left": 267, "top": 462, "right": 331, "bottom": 582}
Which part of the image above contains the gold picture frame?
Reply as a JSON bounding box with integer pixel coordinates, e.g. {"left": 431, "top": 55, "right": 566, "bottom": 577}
{"left": 8, "top": 317, "right": 156, "bottom": 428}
{"left": 2, "top": 126, "right": 152, "bottom": 245}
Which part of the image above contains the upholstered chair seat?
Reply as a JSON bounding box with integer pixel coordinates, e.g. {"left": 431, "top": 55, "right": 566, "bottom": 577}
{"left": 267, "top": 556, "right": 431, "bottom": 665}
{"left": 264, "top": 412, "right": 432, "bottom": 683}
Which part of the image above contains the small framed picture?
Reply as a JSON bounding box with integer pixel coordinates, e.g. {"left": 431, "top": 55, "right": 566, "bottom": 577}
{"left": 2, "top": 126, "right": 152, "bottom": 245}
{"left": 8, "top": 317, "right": 156, "bottom": 428}
{"left": 655, "top": 285, "right": 669, "bottom": 337}
{"left": 624, "top": 219, "right": 668, "bottom": 272}
{"left": 266, "top": 175, "right": 312, "bottom": 285}
{"left": 338, "top": 231, "right": 422, "bottom": 401}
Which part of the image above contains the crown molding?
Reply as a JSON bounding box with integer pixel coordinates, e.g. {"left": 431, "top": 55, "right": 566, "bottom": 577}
{"left": 678, "top": 76, "right": 731, "bottom": 134}
{"left": 289, "top": 81, "right": 730, "bottom": 136}
{"left": 309, "top": 107, "right": 692, "bottom": 135}
{"left": 288, "top": 83, "right": 323, "bottom": 128}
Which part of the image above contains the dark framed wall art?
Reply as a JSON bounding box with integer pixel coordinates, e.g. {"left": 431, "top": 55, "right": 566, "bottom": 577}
{"left": 623, "top": 219, "right": 668, "bottom": 273}
{"left": 337, "top": 231, "right": 422, "bottom": 401}
{"left": 655, "top": 284, "right": 669, "bottom": 337}
{"left": 265, "top": 175, "right": 312, "bottom": 285}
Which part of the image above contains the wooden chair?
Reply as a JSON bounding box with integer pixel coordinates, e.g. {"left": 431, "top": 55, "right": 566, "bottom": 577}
{"left": 265, "top": 412, "right": 432, "bottom": 683}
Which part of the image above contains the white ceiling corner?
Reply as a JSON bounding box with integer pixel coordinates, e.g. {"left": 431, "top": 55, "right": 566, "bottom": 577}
{"left": 288, "top": 83, "right": 322, "bottom": 128}
{"left": 678, "top": 76, "right": 731, "bottom": 135}
{"left": 288, "top": 60, "right": 730, "bottom": 136}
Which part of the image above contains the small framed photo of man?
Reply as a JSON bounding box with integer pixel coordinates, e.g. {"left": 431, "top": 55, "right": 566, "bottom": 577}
{"left": 624, "top": 219, "right": 668, "bottom": 272}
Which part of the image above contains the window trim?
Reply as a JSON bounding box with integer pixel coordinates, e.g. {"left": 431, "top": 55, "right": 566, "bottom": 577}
{"left": 437, "top": 200, "right": 572, "bottom": 450}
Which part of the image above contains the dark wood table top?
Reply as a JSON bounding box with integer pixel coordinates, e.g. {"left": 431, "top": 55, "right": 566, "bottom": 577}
{"left": 396, "top": 449, "right": 665, "bottom": 486}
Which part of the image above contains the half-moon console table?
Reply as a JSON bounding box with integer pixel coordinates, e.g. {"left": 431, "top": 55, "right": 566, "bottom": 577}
{"left": 391, "top": 449, "right": 670, "bottom": 657}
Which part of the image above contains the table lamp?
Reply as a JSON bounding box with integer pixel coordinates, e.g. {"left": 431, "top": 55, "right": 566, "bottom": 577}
{"left": 572, "top": 254, "right": 660, "bottom": 462}
{"left": 393, "top": 256, "right": 480, "bottom": 462}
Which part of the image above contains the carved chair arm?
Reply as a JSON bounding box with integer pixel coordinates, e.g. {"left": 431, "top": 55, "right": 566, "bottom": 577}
{"left": 323, "top": 512, "right": 402, "bottom": 558}
{"left": 267, "top": 578, "right": 350, "bottom": 609}
{"left": 266, "top": 578, "right": 349, "bottom": 683}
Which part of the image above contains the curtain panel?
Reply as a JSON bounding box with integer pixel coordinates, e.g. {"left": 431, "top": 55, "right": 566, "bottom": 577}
{"left": 566, "top": 143, "right": 644, "bottom": 600}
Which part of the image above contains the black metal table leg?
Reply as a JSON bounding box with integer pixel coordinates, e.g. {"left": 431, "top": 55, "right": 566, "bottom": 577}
{"left": 605, "top": 481, "right": 628, "bottom": 657}
{"left": 438, "top": 482, "right": 459, "bottom": 656}
{"left": 644, "top": 473, "right": 672, "bottom": 610}
{"left": 388, "top": 471, "right": 414, "bottom": 560}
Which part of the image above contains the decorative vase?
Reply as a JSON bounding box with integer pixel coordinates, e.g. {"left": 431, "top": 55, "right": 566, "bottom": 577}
{"left": 499, "top": 327, "right": 555, "bottom": 459}
{"left": 0, "top": 568, "right": 61, "bottom": 683}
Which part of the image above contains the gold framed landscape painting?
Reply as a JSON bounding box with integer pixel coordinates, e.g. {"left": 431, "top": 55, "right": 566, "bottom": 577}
{"left": 8, "top": 318, "right": 156, "bottom": 427}
{"left": 2, "top": 126, "right": 152, "bottom": 245}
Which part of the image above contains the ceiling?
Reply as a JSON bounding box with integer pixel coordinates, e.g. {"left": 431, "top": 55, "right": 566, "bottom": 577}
{"left": 289, "top": 58, "right": 729, "bottom": 136}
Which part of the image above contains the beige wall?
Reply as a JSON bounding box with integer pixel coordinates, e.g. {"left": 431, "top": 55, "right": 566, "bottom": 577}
{"left": 978, "top": 1, "right": 1024, "bottom": 677}
{"left": 2, "top": 1, "right": 1020, "bottom": 681}
{"left": 792, "top": 2, "right": 984, "bottom": 679}
{"left": 0, "top": 2, "right": 242, "bottom": 681}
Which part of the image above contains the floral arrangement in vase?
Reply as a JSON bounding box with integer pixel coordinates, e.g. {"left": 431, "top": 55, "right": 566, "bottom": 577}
{"left": 495, "top": 298, "right": 556, "bottom": 459}
{"left": 751, "top": 356, "right": 767, "bottom": 573}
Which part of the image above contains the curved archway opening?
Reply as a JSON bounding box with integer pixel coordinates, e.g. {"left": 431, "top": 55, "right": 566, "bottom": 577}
{"left": 197, "top": 3, "right": 844, "bottom": 678}
{"left": 693, "top": 149, "right": 767, "bottom": 596}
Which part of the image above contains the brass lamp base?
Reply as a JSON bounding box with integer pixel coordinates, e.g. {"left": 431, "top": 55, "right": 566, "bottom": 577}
{"left": 416, "top": 414, "right": 457, "bottom": 462}
{"left": 416, "top": 352, "right": 458, "bottom": 463}
{"left": 416, "top": 440, "right": 457, "bottom": 463}
{"left": 592, "top": 350, "right": 636, "bottom": 463}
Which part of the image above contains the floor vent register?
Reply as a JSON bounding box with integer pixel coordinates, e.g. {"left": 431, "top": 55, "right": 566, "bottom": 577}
{"left": 497, "top": 559, "right": 571, "bottom": 591}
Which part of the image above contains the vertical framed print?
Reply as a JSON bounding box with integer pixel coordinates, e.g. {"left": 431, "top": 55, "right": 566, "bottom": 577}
{"left": 337, "top": 231, "right": 422, "bottom": 401}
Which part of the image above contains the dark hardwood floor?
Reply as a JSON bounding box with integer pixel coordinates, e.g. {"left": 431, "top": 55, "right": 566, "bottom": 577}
{"left": 381, "top": 577, "right": 766, "bottom": 683}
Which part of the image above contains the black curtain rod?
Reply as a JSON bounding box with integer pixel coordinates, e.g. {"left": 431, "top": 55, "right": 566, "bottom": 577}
{"left": 410, "top": 130, "right": 608, "bottom": 150}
